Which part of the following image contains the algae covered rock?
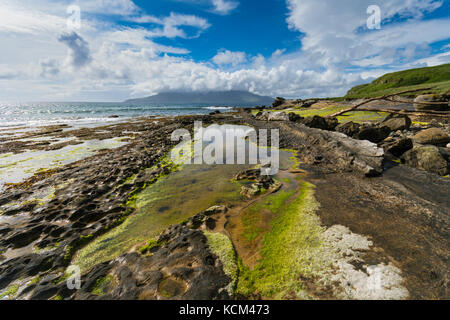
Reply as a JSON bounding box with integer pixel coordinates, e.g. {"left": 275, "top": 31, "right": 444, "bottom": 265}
{"left": 402, "top": 145, "right": 448, "bottom": 176}
{"left": 413, "top": 128, "right": 450, "bottom": 146}
{"left": 414, "top": 94, "right": 449, "bottom": 111}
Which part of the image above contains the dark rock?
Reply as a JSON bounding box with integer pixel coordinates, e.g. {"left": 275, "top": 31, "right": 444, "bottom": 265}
{"left": 288, "top": 113, "right": 304, "bottom": 122}
{"left": 357, "top": 126, "right": 391, "bottom": 143}
{"left": 300, "top": 116, "right": 329, "bottom": 130}
{"left": 386, "top": 138, "right": 414, "bottom": 157}
{"left": 335, "top": 121, "right": 361, "bottom": 137}
{"left": 324, "top": 117, "right": 339, "bottom": 131}
{"left": 403, "top": 145, "right": 448, "bottom": 176}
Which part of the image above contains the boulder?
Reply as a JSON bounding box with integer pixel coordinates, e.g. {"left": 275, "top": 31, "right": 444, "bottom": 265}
{"left": 256, "top": 111, "right": 271, "bottom": 121}
{"left": 386, "top": 138, "right": 413, "bottom": 157}
{"left": 268, "top": 112, "right": 289, "bottom": 122}
{"left": 356, "top": 126, "right": 391, "bottom": 143}
{"left": 413, "top": 128, "right": 450, "bottom": 146}
{"left": 414, "top": 94, "right": 449, "bottom": 111}
{"left": 325, "top": 117, "right": 339, "bottom": 131}
{"left": 403, "top": 145, "right": 448, "bottom": 176}
{"left": 335, "top": 121, "right": 361, "bottom": 137}
{"left": 288, "top": 112, "right": 304, "bottom": 122}
{"left": 300, "top": 116, "right": 329, "bottom": 130}
{"left": 380, "top": 114, "right": 412, "bottom": 131}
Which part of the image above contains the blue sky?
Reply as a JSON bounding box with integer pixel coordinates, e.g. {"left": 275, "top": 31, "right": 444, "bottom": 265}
{"left": 0, "top": 0, "right": 449, "bottom": 101}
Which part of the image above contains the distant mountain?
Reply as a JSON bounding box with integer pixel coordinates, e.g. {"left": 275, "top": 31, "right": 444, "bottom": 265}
{"left": 124, "top": 91, "right": 274, "bottom": 106}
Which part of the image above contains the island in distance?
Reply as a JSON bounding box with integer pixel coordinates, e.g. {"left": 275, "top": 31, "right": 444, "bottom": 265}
{"left": 124, "top": 90, "right": 274, "bottom": 106}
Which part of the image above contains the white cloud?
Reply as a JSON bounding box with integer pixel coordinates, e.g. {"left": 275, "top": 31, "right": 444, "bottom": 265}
{"left": 212, "top": 50, "right": 247, "bottom": 66}
{"left": 130, "top": 12, "right": 211, "bottom": 38}
{"left": 211, "top": 0, "right": 239, "bottom": 15}
{"left": 0, "top": 0, "right": 449, "bottom": 102}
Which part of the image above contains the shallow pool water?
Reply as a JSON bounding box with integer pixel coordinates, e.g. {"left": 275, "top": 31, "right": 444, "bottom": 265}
{"left": 74, "top": 124, "right": 296, "bottom": 272}
{"left": 0, "top": 138, "right": 128, "bottom": 191}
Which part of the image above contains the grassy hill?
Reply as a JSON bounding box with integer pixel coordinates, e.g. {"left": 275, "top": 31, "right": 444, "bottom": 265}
{"left": 345, "top": 63, "right": 450, "bottom": 99}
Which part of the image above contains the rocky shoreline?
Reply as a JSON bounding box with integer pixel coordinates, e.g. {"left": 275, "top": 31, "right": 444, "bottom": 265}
{"left": 0, "top": 108, "right": 449, "bottom": 300}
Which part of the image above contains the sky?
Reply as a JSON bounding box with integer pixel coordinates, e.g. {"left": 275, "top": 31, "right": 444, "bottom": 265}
{"left": 0, "top": 0, "right": 449, "bottom": 102}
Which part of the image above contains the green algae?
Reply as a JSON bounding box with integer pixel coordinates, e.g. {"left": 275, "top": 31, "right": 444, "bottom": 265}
{"left": 139, "top": 238, "right": 160, "bottom": 255}
{"left": 253, "top": 106, "right": 388, "bottom": 124}
{"left": 204, "top": 231, "right": 238, "bottom": 295}
{"left": 91, "top": 275, "right": 114, "bottom": 296}
{"left": 0, "top": 284, "right": 19, "bottom": 299}
{"left": 73, "top": 161, "right": 250, "bottom": 272}
{"left": 235, "top": 180, "right": 327, "bottom": 299}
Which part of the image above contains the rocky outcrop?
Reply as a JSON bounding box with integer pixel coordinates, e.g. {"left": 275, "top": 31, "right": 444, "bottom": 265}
{"left": 234, "top": 169, "right": 281, "bottom": 198}
{"left": 402, "top": 145, "right": 448, "bottom": 176}
{"left": 272, "top": 121, "right": 385, "bottom": 177}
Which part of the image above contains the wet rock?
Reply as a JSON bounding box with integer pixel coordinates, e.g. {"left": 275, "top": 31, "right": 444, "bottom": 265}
{"left": 380, "top": 114, "right": 412, "bottom": 131}
{"left": 414, "top": 94, "right": 449, "bottom": 111}
{"left": 335, "top": 121, "right": 361, "bottom": 137}
{"left": 402, "top": 145, "right": 448, "bottom": 176}
{"left": 413, "top": 128, "right": 450, "bottom": 146}
{"left": 70, "top": 225, "right": 232, "bottom": 300}
{"left": 386, "top": 138, "right": 414, "bottom": 158}
{"left": 356, "top": 126, "right": 391, "bottom": 143}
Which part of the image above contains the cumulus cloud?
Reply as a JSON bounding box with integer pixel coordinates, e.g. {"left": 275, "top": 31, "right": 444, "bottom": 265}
{"left": 58, "top": 32, "right": 92, "bottom": 68}
{"left": 212, "top": 50, "right": 247, "bottom": 66}
{"left": 0, "top": 0, "right": 449, "bottom": 101}
{"left": 211, "top": 0, "right": 239, "bottom": 15}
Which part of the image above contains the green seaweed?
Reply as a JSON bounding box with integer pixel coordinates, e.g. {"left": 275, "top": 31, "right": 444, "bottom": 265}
{"left": 204, "top": 231, "right": 238, "bottom": 295}
{"left": 91, "top": 275, "right": 114, "bottom": 296}
{"left": 139, "top": 238, "right": 160, "bottom": 255}
{"left": 236, "top": 180, "right": 327, "bottom": 299}
{"left": 0, "top": 284, "right": 19, "bottom": 299}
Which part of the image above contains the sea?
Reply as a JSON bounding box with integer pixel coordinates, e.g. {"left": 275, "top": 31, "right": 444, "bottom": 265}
{"left": 0, "top": 102, "right": 241, "bottom": 129}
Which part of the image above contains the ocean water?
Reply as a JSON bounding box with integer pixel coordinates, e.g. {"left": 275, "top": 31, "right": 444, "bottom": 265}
{"left": 0, "top": 102, "right": 238, "bottom": 129}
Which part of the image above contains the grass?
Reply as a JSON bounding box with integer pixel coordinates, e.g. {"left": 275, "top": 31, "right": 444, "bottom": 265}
{"left": 236, "top": 180, "right": 328, "bottom": 299}
{"left": 345, "top": 64, "right": 450, "bottom": 99}
{"left": 204, "top": 231, "right": 238, "bottom": 295}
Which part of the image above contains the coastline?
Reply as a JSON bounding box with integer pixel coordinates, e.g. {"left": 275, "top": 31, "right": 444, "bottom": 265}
{"left": 0, "top": 109, "right": 449, "bottom": 300}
